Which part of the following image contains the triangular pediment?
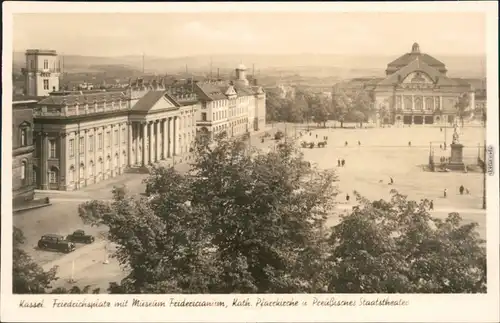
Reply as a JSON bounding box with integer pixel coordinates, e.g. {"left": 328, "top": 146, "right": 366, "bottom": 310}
{"left": 132, "top": 90, "right": 180, "bottom": 112}
{"left": 149, "top": 95, "right": 177, "bottom": 111}
{"left": 19, "top": 121, "right": 32, "bottom": 127}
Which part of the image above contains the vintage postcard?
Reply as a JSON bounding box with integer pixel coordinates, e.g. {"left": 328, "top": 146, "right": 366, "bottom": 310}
{"left": 1, "top": 1, "right": 499, "bottom": 322}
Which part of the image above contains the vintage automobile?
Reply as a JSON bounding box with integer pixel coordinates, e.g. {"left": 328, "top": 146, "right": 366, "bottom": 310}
{"left": 66, "top": 230, "right": 95, "bottom": 244}
{"left": 37, "top": 234, "right": 76, "bottom": 253}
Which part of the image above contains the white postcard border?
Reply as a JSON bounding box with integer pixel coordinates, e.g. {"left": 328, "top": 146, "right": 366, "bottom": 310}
{"left": 2, "top": 2, "right": 499, "bottom": 322}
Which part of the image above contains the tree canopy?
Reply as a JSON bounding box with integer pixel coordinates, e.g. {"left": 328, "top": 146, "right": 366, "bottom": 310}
{"left": 77, "top": 134, "right": 486, "bottom": 294}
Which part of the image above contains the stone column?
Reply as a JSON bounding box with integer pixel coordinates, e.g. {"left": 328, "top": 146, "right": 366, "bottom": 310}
{"left": 142, "top": 122, "right": 148, "bottom": 166}
{"left": 173, "top": 117, "right": 178, "bottom": 156}
{"left": 162, "top": 119, "right": 168, "bottom": 159}
{"left": 83, "top": 129, "right": 89, "bottom": 187}
{"left": 59, "top": 132, "right": 67, "bottom": 190}
{"left": 135, "top": 123, "right": 140, "bottom": 165}
{"left": 148, "top": 122, "right": 154, "bottom": 164}
{"left": 128, "top": 122, "right": 133, "bottom": 166}
{"left": 110, "top": 125, "right": 115, "bottom": 177}
{"left": 412, "top": 95, "right": 415, "bottom": 111}
{"left": 75, "top": 131, "right": 80, "bottom": 189}
{"left": 168, "top": 117, "right": 174, "bottom": 158}
{"left": 155, "top": 120, "right": 161, "bottom": 162}
{"left": 40, "top": 132, "right": 48, "bottom": 190}
{"left": 411, "top": 115, "right": 414, "bottom": 124}
{"left": 93, "top": 127, "right": 98, "bottom": 183}
{"left": 117, "top": 123, "right": 122, "bottom": 175}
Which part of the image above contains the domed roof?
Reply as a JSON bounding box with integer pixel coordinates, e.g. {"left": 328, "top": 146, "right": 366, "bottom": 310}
{"left": 237, "top": 63, "right": 247, "bottom": 70}
{"left": 386, "top": 42, "right": 446, "bottom": 75}
{"left": 412, "top": 42, "right": 420, "bottom": 53}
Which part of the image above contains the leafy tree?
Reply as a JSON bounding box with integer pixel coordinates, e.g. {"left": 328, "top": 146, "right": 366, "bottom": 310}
{"left": 13, "top": 227, "right": 59, "bottom": 293}
{"left": 310, "top": 94, "right": 330, "bottom": 127}
{"left": 332, "top": 90, "right": 351, "bottom": 128}
{"left": 13, "top": 227, "right": 100, "bottom": 294}
{"left": 455, "top": 93, "right": 470, "bottom": 128}
{"left": 346, "top": 110, "right": 366, "bottom": 127}
{"left": 325, "top": 191, "right": 486, "bottom": 293}
{"left": 79, "top": 134, "right": 338, "bottom": 293}
{"left": 351, "top": 90, "right": 373, "bottom": 121}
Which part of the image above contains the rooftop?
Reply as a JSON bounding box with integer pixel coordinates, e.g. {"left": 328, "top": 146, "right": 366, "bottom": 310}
{"left": 25, "top": 49, "right": 58, "bottom": 56}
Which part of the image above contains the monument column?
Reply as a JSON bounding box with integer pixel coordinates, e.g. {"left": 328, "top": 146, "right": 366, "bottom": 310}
{"left": 142, "top": 122, "right": 148, "bottom": 166}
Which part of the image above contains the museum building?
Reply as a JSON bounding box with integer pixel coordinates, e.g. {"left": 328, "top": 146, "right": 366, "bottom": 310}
{"left": 17, "top": 49, "right": 266, "bottom": 192}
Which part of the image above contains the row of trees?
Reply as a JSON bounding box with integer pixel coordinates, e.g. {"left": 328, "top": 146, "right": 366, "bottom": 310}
{"left": 14, "top": 133, "right": 486, "bottom": 294}
{"left": 266, "top": 87, "right": 374, "bottom": 128}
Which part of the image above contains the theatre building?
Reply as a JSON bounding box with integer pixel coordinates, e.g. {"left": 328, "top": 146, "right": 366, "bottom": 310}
{"left": 32, "top": 79, "right": 198, "bottom": 191}
{"left": 12, "top": 99, "right": 38, "bottom": 205}
{"left": 334, "top": 43, "right": 478, "bottom": 126}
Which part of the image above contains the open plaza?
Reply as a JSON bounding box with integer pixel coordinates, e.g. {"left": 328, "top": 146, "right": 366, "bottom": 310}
{"left": 14, "top": 122, "right": 487, "bottom": 292}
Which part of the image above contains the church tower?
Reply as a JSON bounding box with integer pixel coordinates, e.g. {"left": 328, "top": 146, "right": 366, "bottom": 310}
{"left": 235, "top": 63, "right": 249, "bottom": 86}
{"left": 22, "top": 49, "right": 61, "bottom": 96}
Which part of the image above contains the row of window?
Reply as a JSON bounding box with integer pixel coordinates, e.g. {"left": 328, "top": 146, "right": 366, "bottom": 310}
{"left": 68, "top": 129, "right": 126, "bottom": 157}
{"left": 29, "top": 59, "right": 54, "bottom": 70}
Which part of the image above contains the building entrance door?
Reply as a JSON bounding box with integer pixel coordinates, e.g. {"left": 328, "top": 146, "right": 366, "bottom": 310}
{"left": 403, "top": 116, "right": 412, "bottom": 124}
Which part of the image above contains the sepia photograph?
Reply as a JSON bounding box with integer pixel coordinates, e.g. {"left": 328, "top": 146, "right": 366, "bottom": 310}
{"left": 2, "top": 1, "right": 499, "bottom": 322}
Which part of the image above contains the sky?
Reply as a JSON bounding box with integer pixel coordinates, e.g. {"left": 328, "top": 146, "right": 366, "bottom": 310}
{"left": 12, "top": 12, "right": 486, "bottom": 58}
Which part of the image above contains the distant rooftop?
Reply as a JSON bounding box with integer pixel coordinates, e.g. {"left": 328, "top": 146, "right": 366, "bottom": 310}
{"left": 25, "top": 49, "right": 58, "bottom": 56}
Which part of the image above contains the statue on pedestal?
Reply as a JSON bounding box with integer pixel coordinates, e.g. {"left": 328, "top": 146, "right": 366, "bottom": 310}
{"left": 452, "top": 121, "right": 460, "bottom": 144}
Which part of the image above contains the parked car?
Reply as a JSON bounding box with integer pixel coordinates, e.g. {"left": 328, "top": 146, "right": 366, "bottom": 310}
{"left": 66, "top": 230, "right": 95, "bottom": 244}
{"left": 37, "top": 234, "right": 76, "bottom": 253}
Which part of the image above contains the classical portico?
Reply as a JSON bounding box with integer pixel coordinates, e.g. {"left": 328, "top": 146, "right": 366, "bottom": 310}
{"left": 128, "top": 116, "right": 179, "bottom": 166}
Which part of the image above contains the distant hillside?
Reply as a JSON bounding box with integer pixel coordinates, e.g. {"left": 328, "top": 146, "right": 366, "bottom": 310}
{"left": 12, "top": 51, "right": 486, "bottom": 79}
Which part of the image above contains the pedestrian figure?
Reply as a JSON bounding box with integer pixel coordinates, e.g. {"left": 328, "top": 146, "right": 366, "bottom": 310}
{"left": 346, "top": 194, "right": 350, "bottom": 202}
{"left": 316, "top": 134, "right": 318, "bottom": 138}
{"left": 341, "top": 159, "right": 345, "bottom": 167}
{"left": 326, "top": 136, "right": 328, "bottom": 141}
{"left": 337, "top": 159, "right": 341, "bottom": 167}
{"left": 358, "top": 140, "right": 361, "bottom": 146}
{"left": 309, "top": 132, "right": 312, "bottom": 136}
{"left": 430, "top": 200, "right": 434, "bottom": 210}
{"left": 408, "top": 141, "right": 412, "bottom": 147}
{"left": 440, "top": 127, "right": 443, "bottom": 132}
{"left": 459, "top": 185, "right": 464, "bottom": 195}
{"left": 390, "top": 177, "right": 394, "bottom": 185}
{"left": 345, "top": 141, "right": 348, "bottom": 147}
{"left": 439, "top": 144, "right": 442, "bottom": 149}
{"left": 444, "top": 188, "right": 447, "bottom": 198}
{"left": 261, "top": 138, "right": 264, "bottom": 143}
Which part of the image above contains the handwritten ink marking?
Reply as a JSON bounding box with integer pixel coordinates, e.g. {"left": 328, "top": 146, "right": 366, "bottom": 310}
{"left": 312, "top": 297, "right": 356, "bottom": 307}
{"left": 487, "top": 145, "right": 494, "bottom": 176}
{"left": 131, "top": 299, "right": 166, "bottom": 307}
{"left": 232, "top": 298, "right": 251, "bottom": 307}
{"left": 359, "top": 297, "right": 409, "bottom": 306}
{"left": 255, "top": 298, "right": 299, "bottom": 307}
{"left": 19, "top": 299, "right": 44, "bottom": 308}
{"left": 52, "top": 299, "right": 111, "bottom": 308}
{"left": 114, "top": 300, "right": 129, "bottom": 307}
{"left": 169, "top": 298, "right": 226, "bottom": 308}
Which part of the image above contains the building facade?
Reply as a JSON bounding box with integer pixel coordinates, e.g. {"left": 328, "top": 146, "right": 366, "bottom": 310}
{"left": 12, "top": 100, "right": 37, "bottom": 204}
{"left": 194, "top": 64, "right": 266, "bottom": 139}
{"left": 21, "top": 49, "right": 266, "bottom": 191}
{"left": 32, "top": 79, "right": 198, "bottom": 191}
{"left": 21, "top": 49, "right": 61, "bottom": 97}
{"left": 333, "top": 43, "right": 480, "bottom": 126}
